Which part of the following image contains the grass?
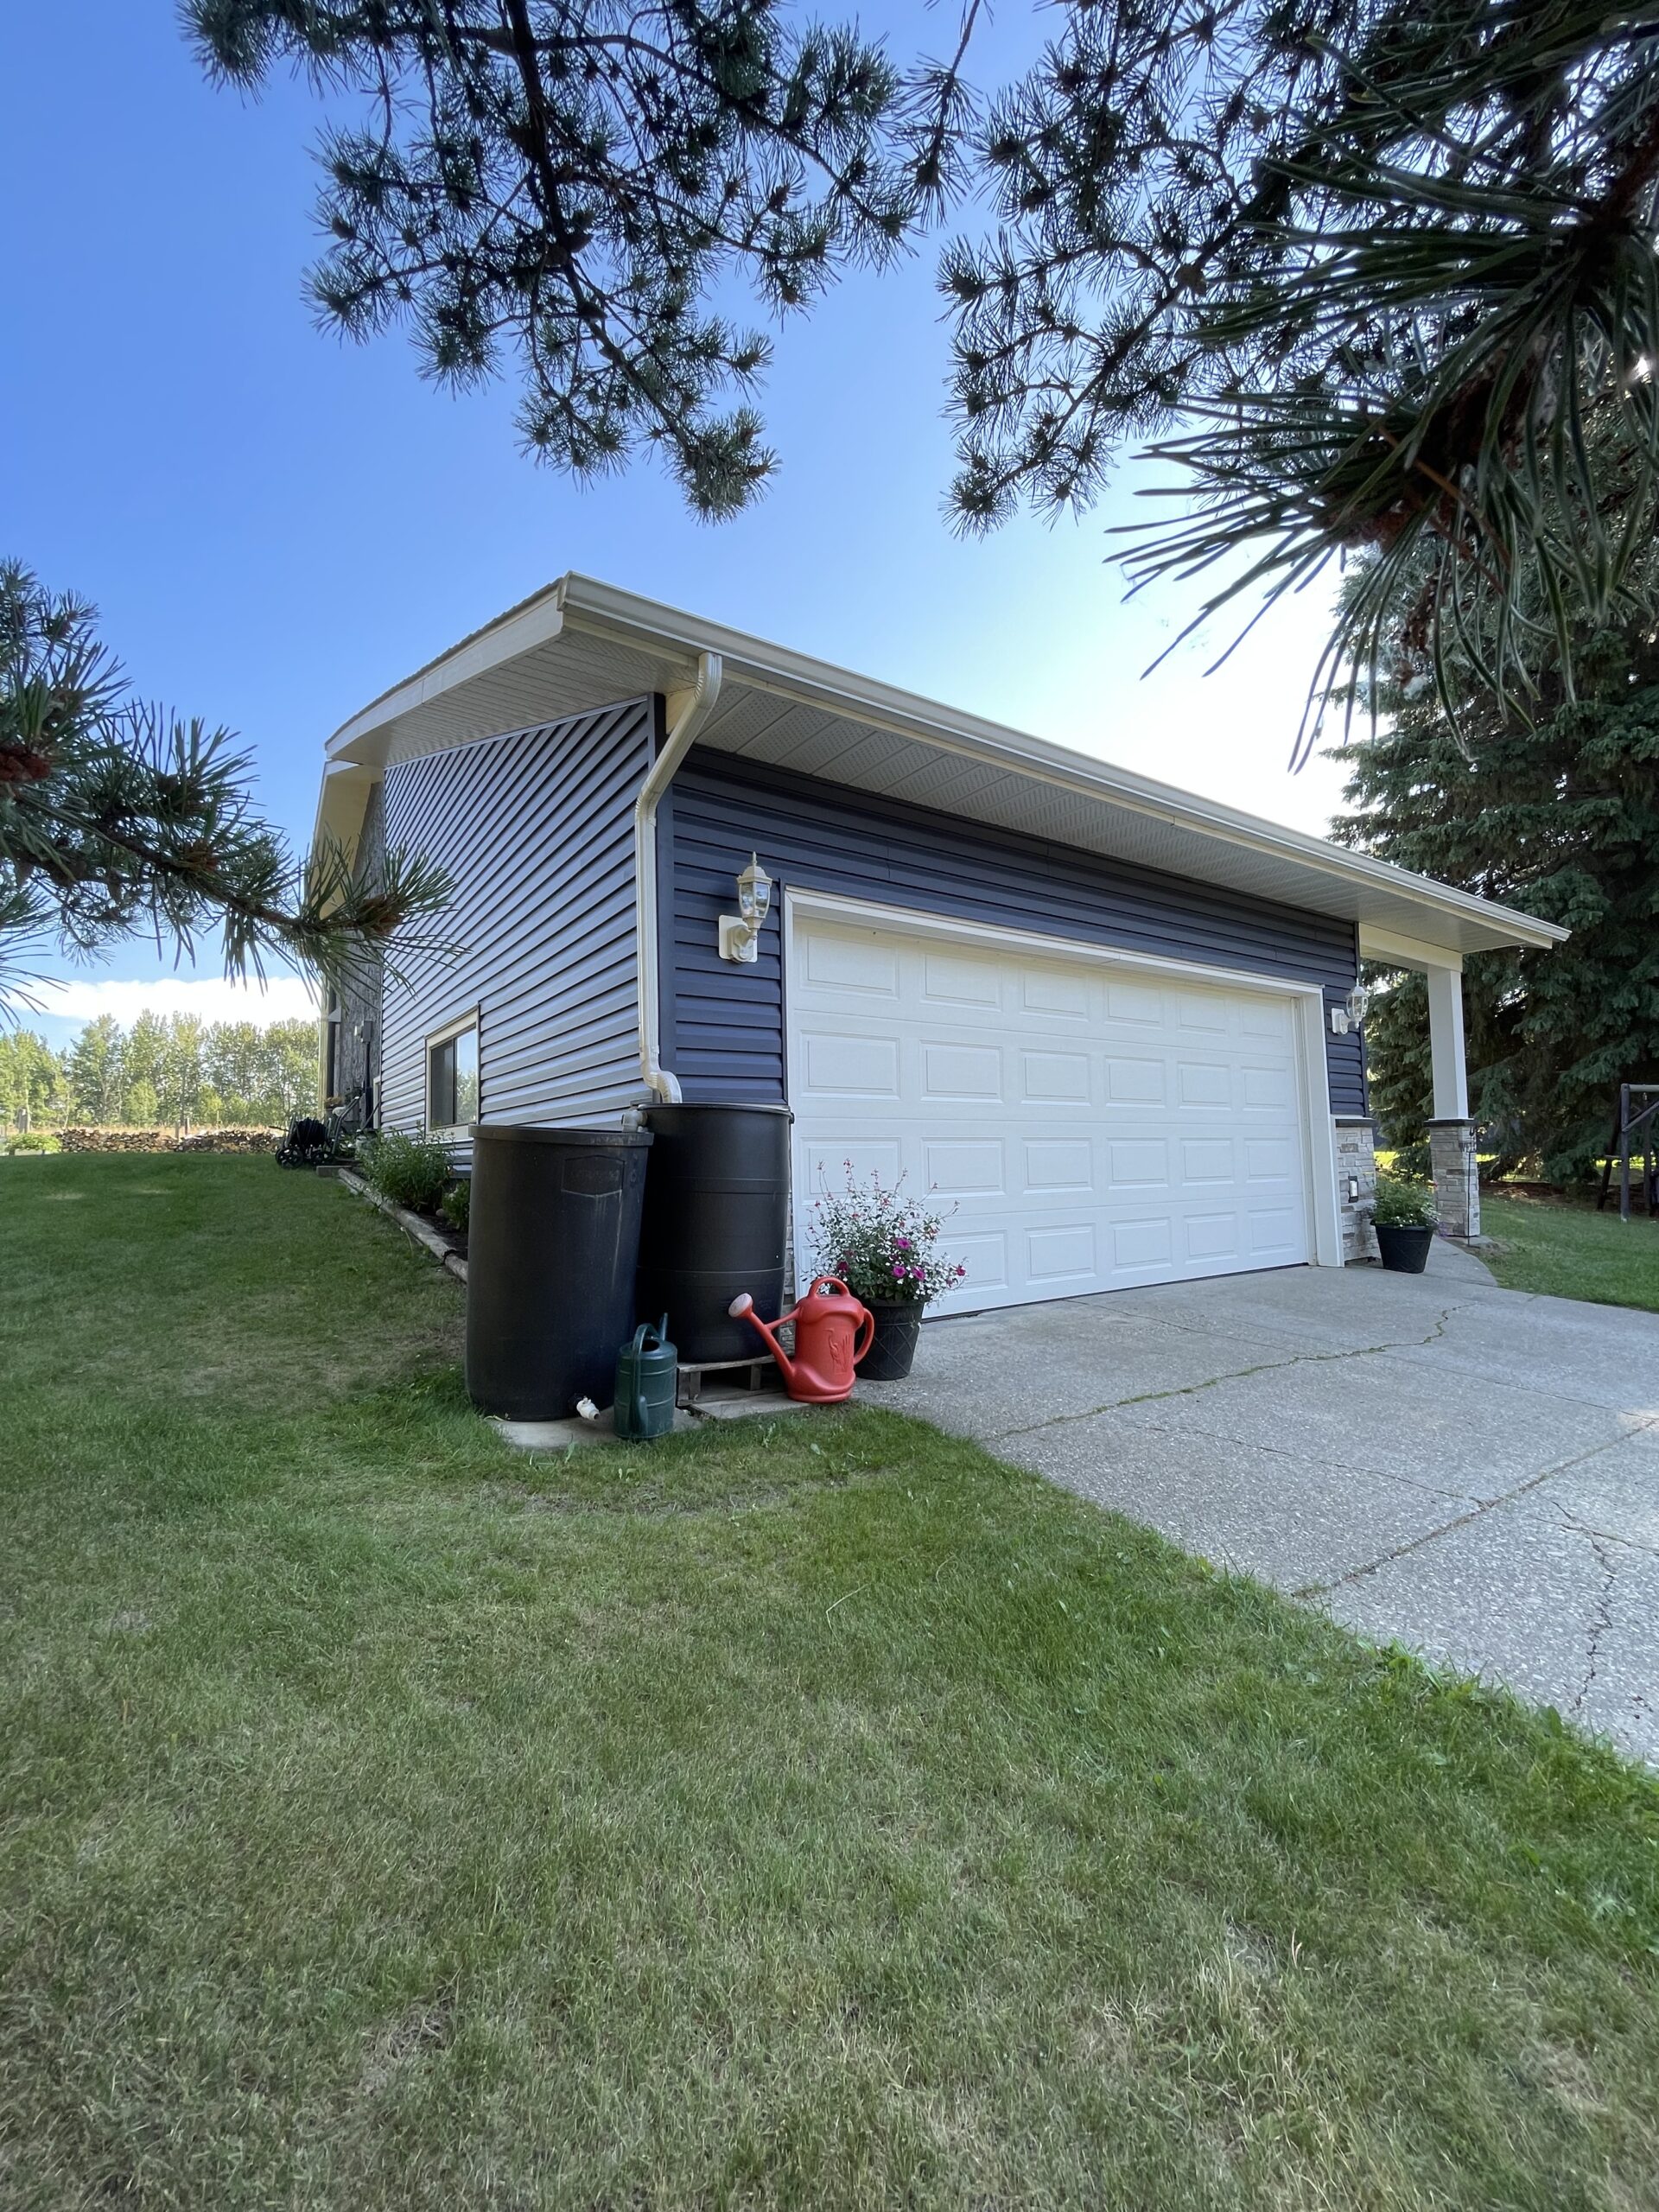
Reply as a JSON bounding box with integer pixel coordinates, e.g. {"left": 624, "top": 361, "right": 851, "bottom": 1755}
{"left": 3, "top": 1159, "right": 1657, "bottom": 2210}
{"left": 1482, "top": 1190, "right": 1659, "bottom": 1313}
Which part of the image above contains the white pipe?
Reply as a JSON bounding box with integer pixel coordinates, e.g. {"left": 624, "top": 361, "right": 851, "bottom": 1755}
{"left": 634, "top": 651, "right": 723, "bottom": 1104}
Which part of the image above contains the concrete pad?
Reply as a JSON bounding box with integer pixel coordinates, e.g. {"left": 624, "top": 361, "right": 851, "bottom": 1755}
{"left": 1383, "top": 1291, "right": 1659, "bottom": 1414}
{"left": 862, "top": 1306, "right": 1303, "bottom": 1440}
{"left": 490, "top": 1406, "right": 702, "bottom": 1451}
{"left": 690, "top": 1388, "right": 816, "bottom": 1423}
{"left": 998, "top": 1413, "right": 1468, "bottom": 1592}
{"left": 878, "top": 1255, "right": 1659, "bottom": 1760}
{"left": 1095, "top": 1349, "right": 1628, "bottom": 1503}
{"left": 1504, "top": 1424, "right": 1659, "bottom": 1551}
{"left": 1321, "top": 1504, "right": 1659, "bottom": 1764}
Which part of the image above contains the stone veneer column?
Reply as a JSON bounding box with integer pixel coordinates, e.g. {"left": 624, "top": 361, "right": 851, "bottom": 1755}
{"left": 1334, "top": 1117, "right": 1379, "bottom": 1262}
{"left": 1427, "top": 1117, "right": 1480, "bottom": 1241}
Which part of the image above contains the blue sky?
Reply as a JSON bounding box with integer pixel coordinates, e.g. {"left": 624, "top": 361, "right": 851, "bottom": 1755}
{"left": 4, "top": 3, "right": 1348, "bottom": 1049}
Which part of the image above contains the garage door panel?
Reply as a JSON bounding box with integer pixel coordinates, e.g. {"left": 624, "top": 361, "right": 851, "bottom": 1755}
{"left": 803, "top": 930, "right": 899, "bottom": 995}
{"left": 1178, "top": 990, "right": 1230, "bottom": 1033}
{"left": 1107, "top": 1055, "right": 1166, "bottom": 1104}
{"left": 1107, "top": 1137, "right": 1169, "bottom": 1189}
{"left": 791, "top": 917, "right": 1310, "bottom": 1313}
{"left": 1027, "top": 1138, "right": 1095, "bottom": 1192}
{"left": 1244, "top": 1135, "right": 1295, "bottom": 1183}
{"left": 1021, "top": 1049, "right": 1092, "bottom": 1104}
{"left": 1022, "top": 967, "right": 1092, "bottom": 1019}
{"left": 921, "top": 950, "right": 1003, "bottom": 1008}
{"left": 1105, "top": 977, "right": 1162, "bottom": 1024}
{"left": 1027, "top": 1222, "right": 1097, "bottom": 1285}
{"left": 1185, "top": 1211, "right": 1241, "bottom": 1262}
{"left": 1176, "top": 1059, "right": 1232, "bottom": 1109}
{"left": 1249, "top": 1206, "right": 1302, "bottom": 1258}
{"left": 925, "top": 1138, "right": 1006, "bottom": 1198}
{"left": 801, "top": 1030, "right": 900, "bottom": 1097}
{"left": 1242, "top": 1063, "right": 1294, "bottom": 1110}
{"left": 921, "top": 1040, "right": 1002, "bottom": 1100}
{"left": 1181, "top": 1136, "right": 1236, "bottom": 1185}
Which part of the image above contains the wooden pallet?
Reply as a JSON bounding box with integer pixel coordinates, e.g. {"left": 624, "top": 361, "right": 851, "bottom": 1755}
{"left": 675, "top": 1356, "right": 777, "bottom": 1408}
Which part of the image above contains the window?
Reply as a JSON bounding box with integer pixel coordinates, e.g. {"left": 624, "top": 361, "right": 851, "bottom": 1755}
{"left": 427, "top": 1014, "right": 479, "bottom": 1130}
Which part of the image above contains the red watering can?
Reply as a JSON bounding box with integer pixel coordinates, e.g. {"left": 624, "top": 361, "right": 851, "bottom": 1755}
{"left": 728, "top": 1276, "right": 874, "bottom": 1403}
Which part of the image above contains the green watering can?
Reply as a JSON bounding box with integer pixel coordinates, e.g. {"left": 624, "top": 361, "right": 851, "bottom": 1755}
{"left": 613, "top": 1316, "right": 677, "bottom": 1441}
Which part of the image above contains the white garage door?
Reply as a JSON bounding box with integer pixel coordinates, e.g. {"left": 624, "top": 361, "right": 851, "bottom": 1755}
{"left": 789, "top": 912, "right": 1312, "bottom": 1313}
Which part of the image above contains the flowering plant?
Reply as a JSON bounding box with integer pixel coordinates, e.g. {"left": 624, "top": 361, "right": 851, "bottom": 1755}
{"left": 810, "top": 1163, "right": 965, "bottom": 1307}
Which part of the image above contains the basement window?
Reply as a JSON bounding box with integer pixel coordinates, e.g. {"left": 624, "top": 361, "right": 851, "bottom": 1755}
{"left": 426, "top": 1014, "right": 480, "bottom": 1132}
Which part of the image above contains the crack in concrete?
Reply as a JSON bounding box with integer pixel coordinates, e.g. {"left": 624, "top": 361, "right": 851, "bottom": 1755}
{"left": 984, "top": 1309, "right": 1455, "bottom": 1445}
{"left": 1294, "top": 1414, "right": 1659, "bottom": 1599}
{"left": 1572, "top": 1534, "right": 1620, "bottom": 1714}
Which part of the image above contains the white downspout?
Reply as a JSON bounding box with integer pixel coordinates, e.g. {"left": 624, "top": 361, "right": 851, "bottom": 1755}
{"left": 634, "top": 651, "right": 723, "bottom": 1104}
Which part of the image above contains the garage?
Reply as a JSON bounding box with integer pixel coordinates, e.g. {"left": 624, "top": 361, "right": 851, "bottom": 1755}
{"left": 786, "top": 900, "right": 1320, "bottom": 1313}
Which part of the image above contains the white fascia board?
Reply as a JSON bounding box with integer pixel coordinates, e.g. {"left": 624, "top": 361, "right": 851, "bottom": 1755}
{"left": 557, "top": 577, "right": 1567, "bottom": 958}
{"left": 312, "top": 569, "right": 1571, "bottom": 959}
{"left": 1359, "top": 924, "right": 1466, "bottom": 973}
{"left": 324, "top": 582, "right": 574, "bottom": 764}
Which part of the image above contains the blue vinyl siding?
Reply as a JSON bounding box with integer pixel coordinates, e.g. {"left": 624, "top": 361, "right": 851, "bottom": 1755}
{"left": 668, "top": 748, "right": 1367, "bottom": 1114}
{"left": 379, "top": 697, "right": 652, "bottom": 1155}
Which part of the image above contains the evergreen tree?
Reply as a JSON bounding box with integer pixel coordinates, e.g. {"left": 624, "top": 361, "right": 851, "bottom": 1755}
{"left": 1, "top": 563, "right": 448, "bottom": 1011}
{"left": 1331, "top": 627, "right": 1659, "bottom": 1182}
{"left": 66, "top": 1013, "right": 125, "bottom": 1124}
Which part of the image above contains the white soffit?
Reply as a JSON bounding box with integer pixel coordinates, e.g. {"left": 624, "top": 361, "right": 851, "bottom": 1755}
{"left": 318, "top": 572, "right": 1567, "bottom": 959}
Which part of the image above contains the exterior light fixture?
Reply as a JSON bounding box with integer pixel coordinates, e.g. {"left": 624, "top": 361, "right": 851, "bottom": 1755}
{"left": 719, "top": 853, "right": 772, "bottom": 963}
{"left": 1330, "top": 982, "right": 1372, "bottom": 1036}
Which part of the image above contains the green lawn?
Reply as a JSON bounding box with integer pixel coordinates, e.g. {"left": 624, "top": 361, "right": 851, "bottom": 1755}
{"left": 3, "top": 1159, "right": 1657, "bottom": 2210}
{"left": 1482, "top": 1190, "right": 1659, "bottom": 1313}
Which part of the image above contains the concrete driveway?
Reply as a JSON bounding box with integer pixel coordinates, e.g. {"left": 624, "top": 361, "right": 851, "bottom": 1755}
{"left": 862, "top": 1243, "right": 1659, "bottom": 1764}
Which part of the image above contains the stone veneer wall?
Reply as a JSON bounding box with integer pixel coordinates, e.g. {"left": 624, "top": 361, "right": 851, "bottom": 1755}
{"left": 1427, "top": 1117, "right": 1481, "bottom": 1241}
{"left": 1335, "top": 1116, "right": 1379, "bottom": 1262}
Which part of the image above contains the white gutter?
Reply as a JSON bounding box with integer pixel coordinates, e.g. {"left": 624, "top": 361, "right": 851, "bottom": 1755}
{"left": 634, "top": 651, "right": 722, "bottom": 1103}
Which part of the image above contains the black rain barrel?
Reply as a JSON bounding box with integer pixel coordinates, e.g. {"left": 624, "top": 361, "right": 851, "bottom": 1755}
{"left": 466, "top": 1123, "right": 653, "bottom": 1419}
{"left": 637, "top": 1103, "right": 792, "bottom": 1363}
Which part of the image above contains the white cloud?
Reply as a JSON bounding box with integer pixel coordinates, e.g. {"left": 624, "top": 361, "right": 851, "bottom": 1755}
{"left": 31, "top": 974, "right": 319, "bottom": 1030}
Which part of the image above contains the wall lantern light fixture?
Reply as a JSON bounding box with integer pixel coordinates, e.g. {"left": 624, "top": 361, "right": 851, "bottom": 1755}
{"left": 1330, "top": 982, "right": 1372, "bottom": 1036}
{"left": 719, "top": 853, "right": 772, "bottom": 963}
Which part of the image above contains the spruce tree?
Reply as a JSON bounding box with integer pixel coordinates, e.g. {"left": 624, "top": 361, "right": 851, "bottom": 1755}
{"left": 1331, "top": 626, "right": 1659, "bottom": 1181}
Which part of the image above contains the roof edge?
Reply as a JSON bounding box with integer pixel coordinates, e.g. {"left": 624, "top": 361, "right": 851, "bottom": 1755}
{"left": 320, "top": 570, "right": 1570, "bottom": 957}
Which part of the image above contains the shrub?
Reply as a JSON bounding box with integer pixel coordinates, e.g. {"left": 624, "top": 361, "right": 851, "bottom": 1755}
{"left": 1388, "top": 1139, "right": 1433, "bottom": 1181}
{"left": 5, "top": 1131, "right": 59, "bottom": 1154}
{"left": 438, "top": 1178, "right": 470, "bottom": 1234}
{"left": 360, "top": 1129, "right": 453, "bottom": 1214}
{"left": 810, "top": 1163, "right": 964, "bottom": 1307}
{"left": 1371, "top": 1169, "right": 1438, "bottom": 1230}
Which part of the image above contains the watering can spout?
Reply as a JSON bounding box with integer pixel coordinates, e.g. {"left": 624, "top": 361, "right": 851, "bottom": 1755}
{"left": 727, "top": 1291, "right": 795, "bottom": 1382}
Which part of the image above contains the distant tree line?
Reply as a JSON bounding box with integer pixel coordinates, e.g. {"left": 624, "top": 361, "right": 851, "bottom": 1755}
{"left": 0, "top": 1013, "right": 318, "bottom": 1135}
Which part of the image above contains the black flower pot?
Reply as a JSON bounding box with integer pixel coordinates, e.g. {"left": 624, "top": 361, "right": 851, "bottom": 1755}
{"left": 859, "top": 1299, "right": 923, "bottom": 1381}
{"left": 1375, "top": 1221, "right": 1435, "bottom": 1274}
